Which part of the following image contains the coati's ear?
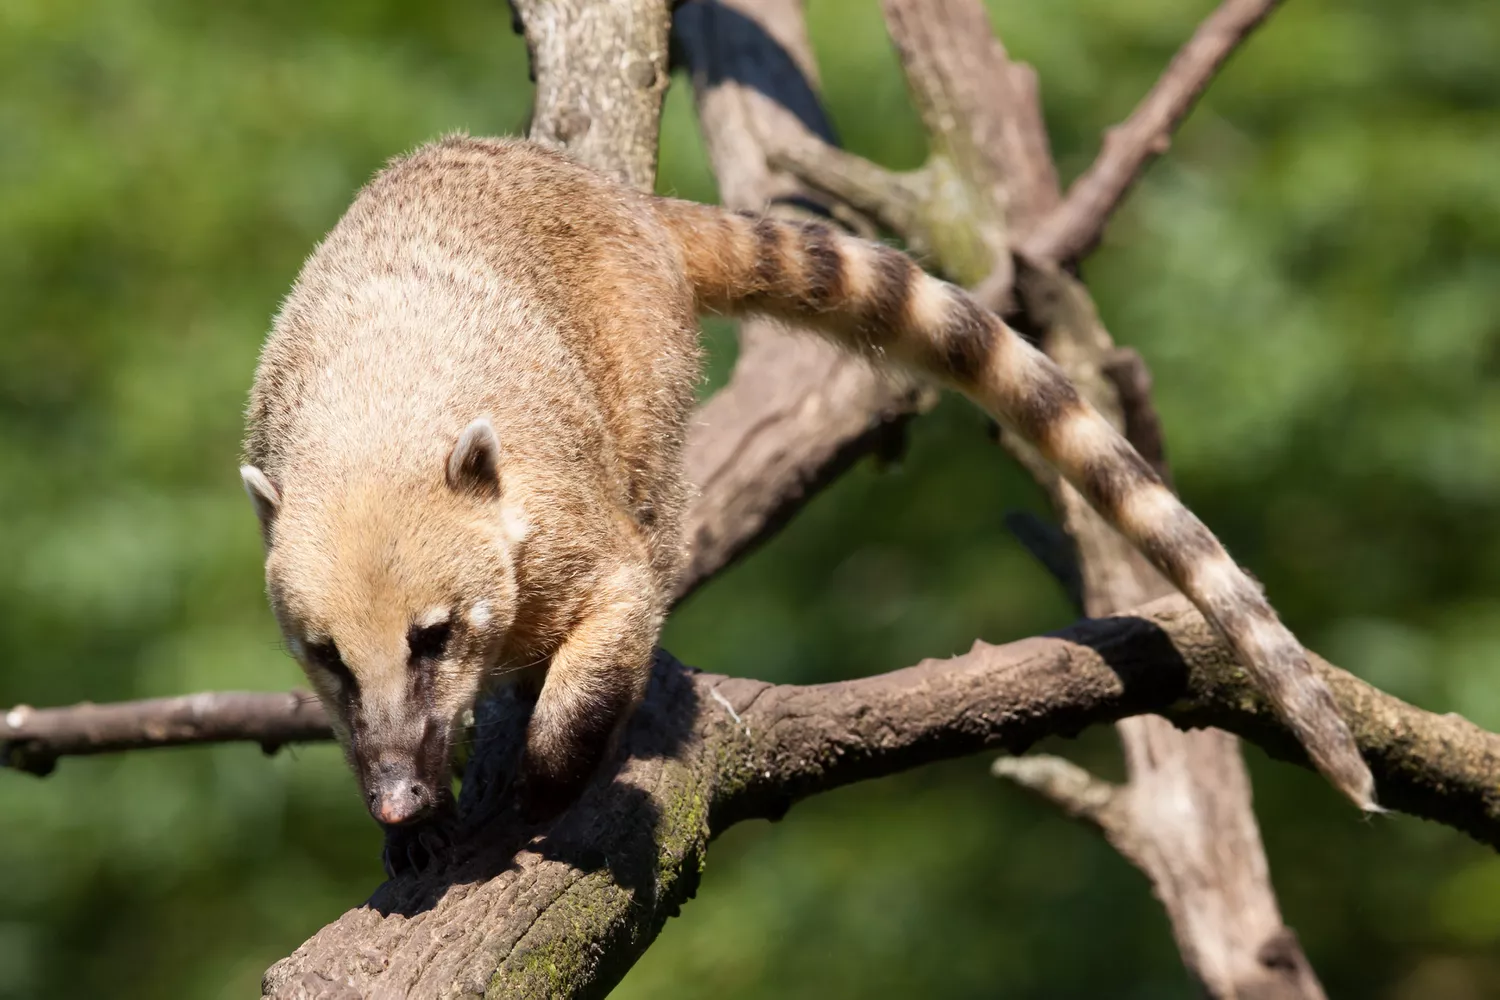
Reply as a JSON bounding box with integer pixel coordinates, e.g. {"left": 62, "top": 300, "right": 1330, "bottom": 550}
{"left": 240, "top": 465, "right": 281, "bottom": 545}
{"left": 447, "top": 418, "right": 502, "bottom": 498}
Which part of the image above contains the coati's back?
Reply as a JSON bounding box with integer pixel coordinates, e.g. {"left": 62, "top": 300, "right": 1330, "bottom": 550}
{"left": 246, "top": 137, "right": 701, "bottom": 594}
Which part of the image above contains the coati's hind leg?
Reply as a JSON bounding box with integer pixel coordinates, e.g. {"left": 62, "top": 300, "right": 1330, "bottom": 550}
{"left": 518, "top": 564, "right": 659, "bottom": 822}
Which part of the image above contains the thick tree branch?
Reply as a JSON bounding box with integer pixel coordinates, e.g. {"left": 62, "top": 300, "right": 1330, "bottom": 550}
{"left": 12, "top": 600, "right": 1499, "bottom": 847}
{"left": 261, "top": 595, "right": 1500, "bottom": 997}
{"left": 880, "top": 0, "right": 1060, "bottom": 246}
{"left": 1022, "top": 0, "right": 1284, "bottom": 264}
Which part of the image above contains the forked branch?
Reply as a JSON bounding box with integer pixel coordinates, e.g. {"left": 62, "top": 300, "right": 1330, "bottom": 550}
{"left": 772, "top": 0, "right": 1284, "bottom": 278}
{"left": 1023, "top": 0, "right": 1285, "bottom": 263}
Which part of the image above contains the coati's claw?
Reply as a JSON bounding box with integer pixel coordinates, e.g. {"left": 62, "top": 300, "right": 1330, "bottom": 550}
{"left": 381, "top": 813, "right": 456, "bottom": 878}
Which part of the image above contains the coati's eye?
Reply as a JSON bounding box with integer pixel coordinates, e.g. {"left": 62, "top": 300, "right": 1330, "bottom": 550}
{"left": 408, "top": 620, "right": 452, "bottom": 663}
{"left": 306, "top": 639, "right": 353, "bottom": 687}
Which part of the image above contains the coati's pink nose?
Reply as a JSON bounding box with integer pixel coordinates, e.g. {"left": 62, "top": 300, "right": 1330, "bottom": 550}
{"left": 372, "top": 781, "right": 429, "bottom": 825}
{"left": 374, "top": 790, "right": 423, "bottom": 825}
{"left": 368, "top": 761, "right": 432, "bottom": 826}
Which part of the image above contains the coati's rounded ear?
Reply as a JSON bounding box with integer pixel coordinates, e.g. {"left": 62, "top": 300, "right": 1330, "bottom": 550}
{"left": 447, "top": 418, "right": 502, "bottom": 498}
{"left": 240, "top": 465, "right": 281, "bottom": 544}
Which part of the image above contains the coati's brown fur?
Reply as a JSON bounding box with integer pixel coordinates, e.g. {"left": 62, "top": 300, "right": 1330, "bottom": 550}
{"left": 241, "top": 136, "right": 1373, "bottom": 842}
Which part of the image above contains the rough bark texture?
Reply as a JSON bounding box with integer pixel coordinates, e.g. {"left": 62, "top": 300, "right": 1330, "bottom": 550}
{"left": 879, "top": 0, "right": 1051, "bottom": 284}
{"left": 513, "top": 0, "right": 673, "bottom": 191}
{"left": 260, "top": 594, "right": 1500, "bottom": 997}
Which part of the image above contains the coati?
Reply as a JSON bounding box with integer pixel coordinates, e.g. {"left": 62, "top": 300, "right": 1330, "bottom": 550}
{"left": 241, "top": 135, "right": 1374, "bottom": 861}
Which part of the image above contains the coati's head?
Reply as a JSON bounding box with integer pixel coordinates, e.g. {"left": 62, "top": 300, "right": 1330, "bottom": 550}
{"left": 240, "top": 418, "right": 526, "bottom": 827}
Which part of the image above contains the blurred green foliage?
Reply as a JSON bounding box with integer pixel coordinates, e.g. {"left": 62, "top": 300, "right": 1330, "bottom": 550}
{"left": 2, "top": 0, "right": 1499, "bottom": 996}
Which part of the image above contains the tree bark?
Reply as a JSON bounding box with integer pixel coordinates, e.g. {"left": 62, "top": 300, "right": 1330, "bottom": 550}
{"left": 513, "top": 0, "right": 673, "bottom": 191}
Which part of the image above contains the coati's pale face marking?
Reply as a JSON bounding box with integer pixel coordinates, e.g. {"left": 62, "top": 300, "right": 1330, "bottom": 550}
{"left": 242, "top": 419, "right": 523, "bottom": 826}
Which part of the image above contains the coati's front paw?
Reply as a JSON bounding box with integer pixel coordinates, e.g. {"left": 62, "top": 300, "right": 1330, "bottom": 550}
{"left": 380, "top": 815, "right": 455, "bottom": 879}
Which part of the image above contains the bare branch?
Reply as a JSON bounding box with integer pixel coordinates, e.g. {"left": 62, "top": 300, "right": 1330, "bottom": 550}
{"left": 991, "top": 754, "right": 1124, "bottom": 836}
{"left": 1, "top": 692, "right": 330, "bottom": 776}
{"left": 765, "top": 130, "right": 932, "bottom": 243}
{"left": 1023, "top": 0, "right": 1285, "bottom": 264}
{"left": 262, "top": 594, "right": 1500, "bottom": 997}
{"left": 768, "top": 0, "right": 1064, "bottom": 290}
{"left": 10, "top": 604, "right": 1499, "bottom": 850}
{"left": 1102, "top": 346, "right": 1173, "bottom": 487}
{"left": 880, "top": 0, "right": 1060, "bottom": 238}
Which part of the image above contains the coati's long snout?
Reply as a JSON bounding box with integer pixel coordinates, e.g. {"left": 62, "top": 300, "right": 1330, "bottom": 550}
{"left": 351, "top": 716, "right": 452, "bottom": 827}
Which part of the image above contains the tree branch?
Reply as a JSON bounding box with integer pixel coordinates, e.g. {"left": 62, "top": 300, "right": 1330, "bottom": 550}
{"left": 991, "top": 753, "right": 1125, "bottom": 837}
{"left": 11, "top": 600, "right": 1498, "bottom": 846}
{"left": 763, "top": 128, "right": 932, "bottom": 244}
{"left": 768, "top": 0, "right": 1062, "bottom": 290}
{"left": 1, "top": 692, "right": 330, "bottom": 776}
{"left": 1022, "top": 0, "right": 1285, "bottom": 264}
{"left": 512, "top": 0, "right": 673, "bottom": 191}
{"left": 261, "top": 594, "right": 1500, "bottom": 997}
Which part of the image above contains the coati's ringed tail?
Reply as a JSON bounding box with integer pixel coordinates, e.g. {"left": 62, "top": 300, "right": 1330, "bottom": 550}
{"left": 652, "top": 197, "right": 1372, "bottom": 810}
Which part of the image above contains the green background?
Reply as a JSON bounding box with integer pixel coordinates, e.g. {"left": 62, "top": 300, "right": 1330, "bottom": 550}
{"left": 3, "top": 0, "right": 1499, "bottom": 996}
